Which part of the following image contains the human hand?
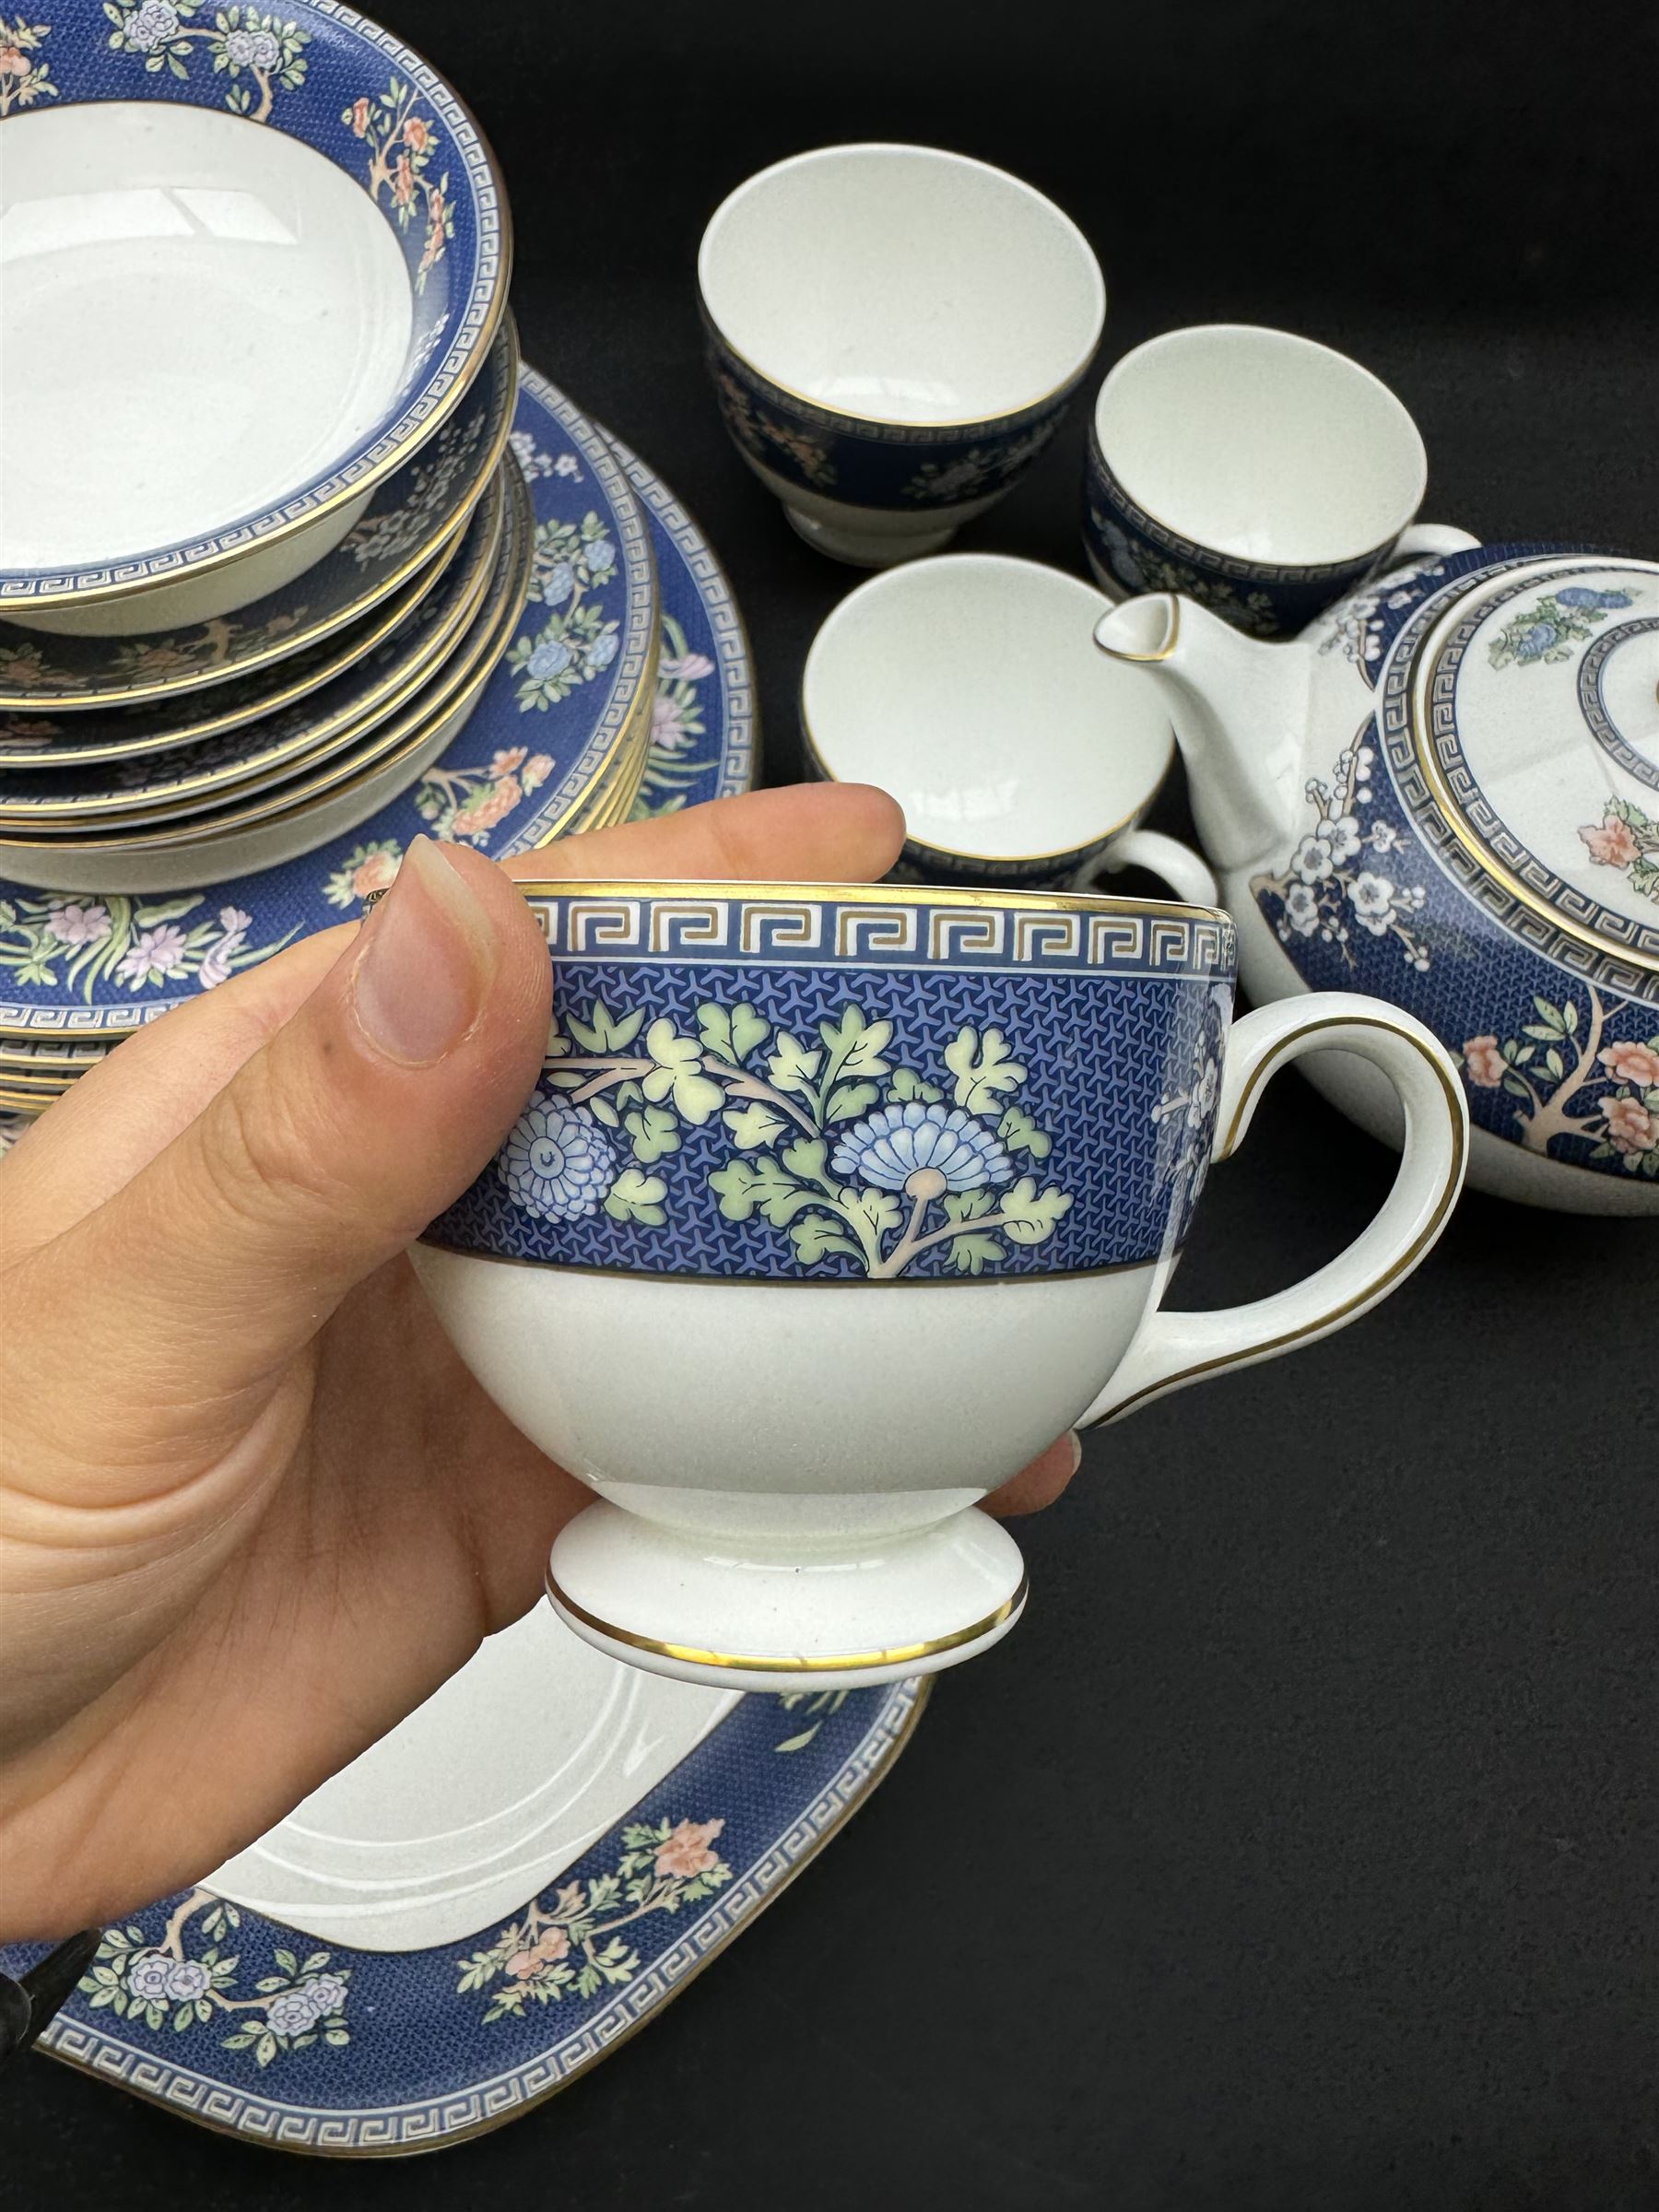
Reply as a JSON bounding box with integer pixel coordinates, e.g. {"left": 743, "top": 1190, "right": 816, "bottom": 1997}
{"left": 0, "top": 786, "right": 1078, "bottom": 1939}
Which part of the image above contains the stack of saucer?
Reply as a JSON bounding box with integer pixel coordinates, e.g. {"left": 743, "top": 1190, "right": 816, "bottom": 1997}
{"left": 0, "top": 5, "right": 706, "bottom": 1117}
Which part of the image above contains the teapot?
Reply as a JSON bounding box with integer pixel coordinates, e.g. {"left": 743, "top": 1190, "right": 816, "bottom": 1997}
{"left": 1094, "top": 538, "right": 1659, "bottom": 1213}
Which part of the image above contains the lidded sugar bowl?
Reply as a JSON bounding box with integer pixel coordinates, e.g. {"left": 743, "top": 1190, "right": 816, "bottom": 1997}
{"left": 1096, "top": 541, "right": 1659, "bottom": 1211}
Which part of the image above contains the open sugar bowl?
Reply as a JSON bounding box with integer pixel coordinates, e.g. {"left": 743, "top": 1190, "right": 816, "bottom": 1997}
{"left": 0, "top": 0, "right": 510, "bottom": 635}
{"left": 801, "top": 552, "right": 1218, "bottom": 899}
{"left": 414, "top": 880, "right": 1467, "bottom": 1691}
{"left": 699, "top": 144, "right": 1103, "bottom": 568}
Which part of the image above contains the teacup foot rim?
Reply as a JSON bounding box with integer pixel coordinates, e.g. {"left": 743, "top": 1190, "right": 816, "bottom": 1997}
{"left": 782, "top": 505, "right": 959, "bottom": 570}
{"left": 545, "top": 1501, "right": 1027, "bottom": 1692}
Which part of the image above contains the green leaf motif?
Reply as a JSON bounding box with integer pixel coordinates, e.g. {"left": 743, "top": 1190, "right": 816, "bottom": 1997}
{"left": 825, "top": 1079, "right": 880, "bottom": 1124}
{"left": 642, "top": 1018, "right": 724, "bottom": 1123}
{"left": 768, "top": 1030, "right": 823, "bottom": 1099}
{"left": 710, "top": 1155, "right": 814, "bottom": 1226}
{"left": 945, "top": 1025, "right": 1027, "bottom": 1113}
{"left": 818, "top": 1004, "right": 893, "bottom": 1080}
{"left": 842, "top": 1187, "right": 903, "bottom": 1241}
{"left": 625, "top": 1102, "right": 681, "bottom": 1163}
{"left": 887, "top": 1066, "right": 943, "bottom": 1105}
{"left": 951, "top": 1232, "right": 1006, "bottom": 1274}
{"left": 724, "top": 1100, "right": 788, "bottom": 1150}
{"left": 781, "top": 1135, "right": 830, "bottom": 1185}
{"left": 696, "top": 1000, "right": 771, "bottom": 1064}
{"left": 603, "top": 1169, "right": 667, "bottom": 1226}
{"left": 998, "top": 1178, "right": 1073, "bottom": 1244}
{"left": 997, "top": 1106, "right": 1052, "bottom": 1159}
{"left": 567, "top": 997, "right": 644, "bottom": 1053}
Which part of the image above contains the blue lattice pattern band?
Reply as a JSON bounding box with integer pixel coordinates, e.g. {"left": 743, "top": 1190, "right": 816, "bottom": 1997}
{"left": 426, "top": 886, "right": 1238, "bottom": 1280}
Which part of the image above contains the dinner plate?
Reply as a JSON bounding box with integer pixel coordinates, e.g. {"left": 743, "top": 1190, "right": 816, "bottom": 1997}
{"left": 0, "top": 324, "right": 520, "bottom": 732}
{"left": 0, "top": 475, "right": 508, "bottom": 831}
{"left": 0, "top": 1669, "right": 924, "bottom": 2154}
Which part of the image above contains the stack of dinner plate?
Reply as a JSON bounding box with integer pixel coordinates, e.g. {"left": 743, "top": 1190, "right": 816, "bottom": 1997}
{"left": 0, "top": 3, "right": 669, "bottom": 1116}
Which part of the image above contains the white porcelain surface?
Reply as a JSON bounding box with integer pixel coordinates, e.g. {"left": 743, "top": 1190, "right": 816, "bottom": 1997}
{"left": 700, "top": 144, "right": 1104, "bottom": 425}
{"left": 205, "top": 1601, "right": 738, "bottom": 1950}
{"left": 1095, "top": 325, "right": 1427, "bottom": 566}
{"left": 0, "top": 102, "right": 413, "bottom": 579}
{"left": 802, "top": 553, "right": 1184, "bottom": 868}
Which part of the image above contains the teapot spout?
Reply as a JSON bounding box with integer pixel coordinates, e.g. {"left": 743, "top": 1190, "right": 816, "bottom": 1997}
{"left": 1093, "top": 594, "right": 1312, "bottom": 875}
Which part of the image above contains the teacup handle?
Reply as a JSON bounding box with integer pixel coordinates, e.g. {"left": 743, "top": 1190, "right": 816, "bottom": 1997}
{"left": 1390, "top": 522, "right": 1480, "bottom": 563}
{"left": 1082, "top": 993, "right": 1467, "bottom": 1426}
{"left": 1077, "top": 829, "right": 1219, "bottom": 908}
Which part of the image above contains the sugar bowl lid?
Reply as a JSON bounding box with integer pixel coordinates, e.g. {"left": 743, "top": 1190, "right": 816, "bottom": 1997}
{"left": 1397, "top": 555, "right": 1659, "bottom": 975}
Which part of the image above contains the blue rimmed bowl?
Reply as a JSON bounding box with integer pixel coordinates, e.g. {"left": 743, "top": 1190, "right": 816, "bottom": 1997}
{"left": 0, "top": 1, "right": 510, "bottom": 635}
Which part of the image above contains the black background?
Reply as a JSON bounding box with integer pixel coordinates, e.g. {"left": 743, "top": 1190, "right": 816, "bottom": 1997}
{"left": 8, "top": 2, "right": 1659, "bottom": 2205}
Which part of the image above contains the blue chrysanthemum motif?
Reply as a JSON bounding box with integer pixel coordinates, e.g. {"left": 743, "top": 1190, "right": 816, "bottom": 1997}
{"left": 830, "top": 1100, "right": 1013, "bottom": 1196}
{"left": 498, "top": 1095, "right": 615, "bottom": 1221}
{"left": 1555, "top": 587, "right": 1633, "bottom": 611}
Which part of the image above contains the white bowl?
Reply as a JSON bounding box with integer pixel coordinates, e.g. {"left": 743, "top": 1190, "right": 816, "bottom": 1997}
{"left": 0, "top": 2, "right": 510, "bottom": 632}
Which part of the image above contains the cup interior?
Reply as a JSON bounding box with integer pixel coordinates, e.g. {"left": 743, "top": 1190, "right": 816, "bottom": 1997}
{"left": 699, "top": 144, "right": 1104, "bottom": 427}
{"left": 0, "top": 103, "right": 415, "bottom": 571}
{"left": 1094, "top": 324, "right": 1427, "bottom": 567}
{"left": 802, "top": 554, "right": 1174, "bottom": 862}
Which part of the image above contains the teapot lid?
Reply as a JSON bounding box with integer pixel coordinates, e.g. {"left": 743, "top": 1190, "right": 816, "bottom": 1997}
{"left": 1386, "top": 555, "right": 1659, "bottom": 977}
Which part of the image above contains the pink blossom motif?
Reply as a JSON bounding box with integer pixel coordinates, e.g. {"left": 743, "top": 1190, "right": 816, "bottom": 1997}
{"left": 116, "top": 924, "right": 190, "bottom": 988}
{"left": 521, "top": 752, "right": 553, "bottom": 794}
{"left": 488, "top": 746, "right": 527, "bottom": 776}
{"left": 393, "top": 152, "right": 416, "bottom": 206}
{"left": 1580, "top": 816, "right": 1641, "bottom": 869}
{"left": 45, "top": 900, "right": 112, "bottom": 947}
{"left": 660, "top": 651, "right": 714, "bottom": 681}
{"left": 653, "top": 1817, "right": 725, "bottom": 1880}
{"left": 0, "top": 45, "right": 27, "bottom": 75}
{"left": 505, "top": 1924, "right": 571, "bottom": 1979}
{"left": 1604, "top": 1095, "right": 1657, "bottom": 1156}
{"left": 348, "top": 95, "right": 371, "bottom": 135}
{"left": 403, "top": 113, "right": 432, "bottom": 154}
{"left": 1599, "top": 1040, "right": 1659, "bottom": 1089}
{"left": 196, "top": 907, "right": 253, "bottom": 992}
{"left": 452, "top": 773, "right": 521, "bottom": 841}
{"left": 1462, "top": 1035, "right": 1508, "bottom": 1088}
{"left": 651, "top": 694, "right": 695, "bottom": 755}
{"left": 354, "top": 848, "right": 401, "bottom": 900}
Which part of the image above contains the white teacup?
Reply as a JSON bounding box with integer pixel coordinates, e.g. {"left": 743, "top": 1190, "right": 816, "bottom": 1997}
{"left": 1082, "top": 324, "right": 1470, "bottom": 636}
{"left": 801, "top": 553, "right": 1218, "bottom": 899}
{"left": 414, "top": 881, "right": 1467, "bottom": 1692}
{"left": 700, "top": 145, "right": 1104, "bottom": 567}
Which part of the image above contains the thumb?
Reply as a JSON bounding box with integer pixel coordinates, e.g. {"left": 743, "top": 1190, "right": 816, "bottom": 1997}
{"left": 18, "top": 837, "right": 549, "bottom": 1484}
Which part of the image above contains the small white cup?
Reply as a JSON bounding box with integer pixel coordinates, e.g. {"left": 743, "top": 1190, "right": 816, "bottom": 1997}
{"left": 1082, "top": 324, "right": 1467, "bottom": 635}
{"left": 700, "top": 145, "right": 1105, "bottom": 567}
{"left": 801, "top": 552, "right": 1218, "bottom": 900}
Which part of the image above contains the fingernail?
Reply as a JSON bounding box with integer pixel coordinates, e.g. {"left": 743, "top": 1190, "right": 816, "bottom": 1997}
{"left": 1067, "top": 1430, "right": 1083, "bottom": 1474}
{"left": 351, "top": 837, "right": 497, "bottom": 1065}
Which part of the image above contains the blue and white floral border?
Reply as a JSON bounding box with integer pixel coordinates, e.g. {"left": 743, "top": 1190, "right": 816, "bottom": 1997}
{"left": 21, "top": 1678, "right": 924, "bottom": 2155}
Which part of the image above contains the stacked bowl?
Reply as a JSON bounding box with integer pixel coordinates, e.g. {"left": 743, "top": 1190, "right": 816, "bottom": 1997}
{"left": 0, "top": 2, "right": 666, "bottom": 1114}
